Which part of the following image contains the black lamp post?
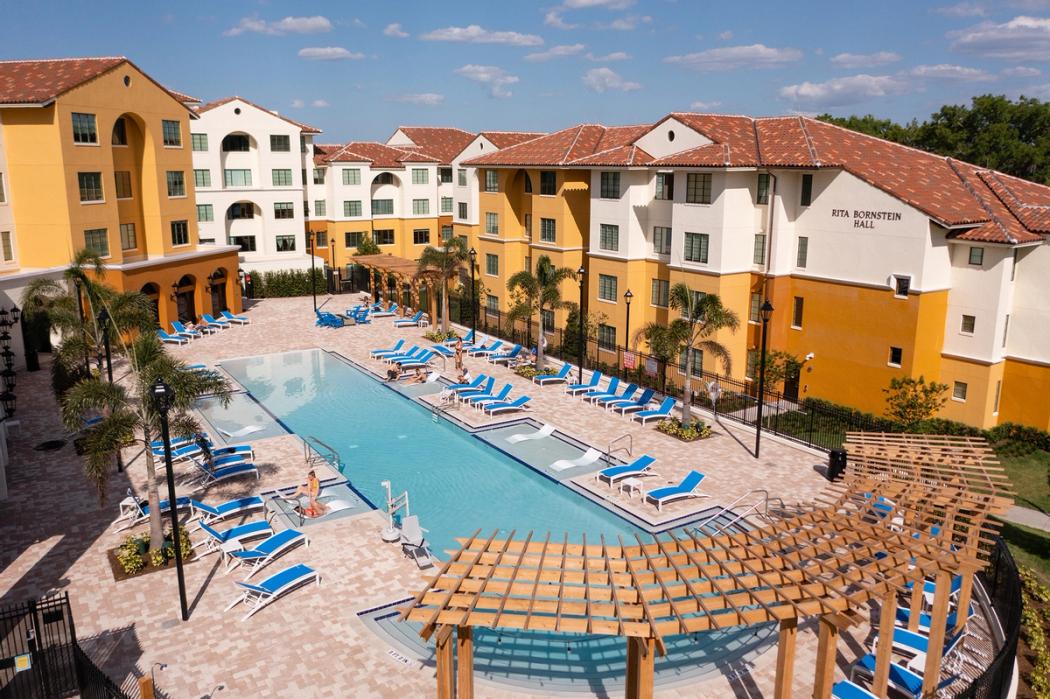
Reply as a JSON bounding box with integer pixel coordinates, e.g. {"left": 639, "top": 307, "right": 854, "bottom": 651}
{"left": 623, "top": 289, "right": 633, "bottom": 349}
{"left": 309, "top": 234, "right": 318, "bottom": 312}
{"left": 576, "top": 266, "right": 586, "bottom": 383}
{"left": 468, "top": 248, "right": 477, "bottom": 333}
{"left": 151, "top": 379, "right": 189, "bottom": 621}
{"left": 754, "top": 300, "right": 774, "bottom": 459}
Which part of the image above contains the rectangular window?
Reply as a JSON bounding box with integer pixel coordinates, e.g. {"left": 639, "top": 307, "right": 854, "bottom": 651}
{"left": 540, "top": 171, "right": 556, "bottom": 196}
{"left": 961, "top": 314, "right": 976, "bottom": 334}
{"left": 412, "top": 199, "right": 429, "bottom": 215}
{"left": 412, "top": 168, "right": 429, "bottom": 185}
{"left": 994, "top": 380, "right": 1002, "bottom": 413}
{"left": 112, "top": 118, "right": 127, "bottom": 146}
{"left": 170, "top": 220, "right": 189, "bottom": 246}
{"left": 525, "top": 256, "right": 532, "bottom": 274}
{"left": 651, "top": 278, "right": 669, "bottom": 307}
{"left": 598, "top": 324, "right": 617, "bottom": 351}
{"left": 312, "top": 231, "right": 328, "bottom": 248}
{"left": 679, "top": 347, "right": 704, "bottom": 377}
{"left": 272, "top": 169, "right": 293, "bottom": 187}
{"left": 314, "top": 200, "right": 326, "bottom": 217}
{"left": 524, "top": 214, "right": 532, "bottom": 238}
{"left": 191, "top": 133, "right": 208, "bottom": 152}
{"left": 486, "top": 294, "right": 499, "bottom": 312}
{"left": 342, "top": 168, "right": 361, "bottom": 186}
{"left": 888, "top": 346, "right": 903, "bottom": 367}
{"left": 84, "top": 228, "right": 109, "bottom": 257}
{"left": 749, "top": 292, "right": 761, "bottom": 322}
{"left": 270, "top": 134, "right": 290, "bottom": 152}
{"left": 441, "top": 226, "right": 452, "bottom": 241}
{"left": 485, "top": 212, "right": 499, "bottom": 235}
{"left": 746, "top": 349, "right": 759, "bottom": 379}
{"left": 483, "top": 170, "right": 499, "bottom": 192}
{"left": 0, "top": 231, "right": 12, "bottom": 262}
{"left": 599, "top": 224, "right": 619, "bottom": 252}
{"left": 800, "top": 173, "right": 813, "bottom": 207}
{"left": 1003, "top": 314, "right": 1010, "bottom": 347}
{"left": 197, "top": 204, "right": 213, "bottom": 222}
{"left": 0, "top": 173, "right": 5, "bottom": 203}
{"left": 458, "top": 168, "right": 467, "bottom": 186}
{"left": 679, "top": 290, "right": 706, "bottom": 319}
{"left": 373, "top": 229, "right": 394, "bottom": 245}
{"left": 894, "top": 275, "right": 910, "bottom": 298}
{"left": 655, "top": 172, "right": 674, "bottom": 201}
{"left": 343, "top": 200, "right": 362, "bottom": 217}
{"left": 439, "top": 167, "right": 452, "bottom": 184}
{"left": 275, "top": 235, "right": 296, "bottom": 251}
{"left": 684, "top": 232, "right": 709, "bottom": 263}
{"left": 441, "top": 196, "right": 453, "bottom": 213}
{"left": 486, "top": 253, "right": 499, "bottom": 276}
{"left": 753, "top": 233, "right": 767, "bottom": 265}
{"left": 232, "top": 235, "right": 257, "bottom": 252}
{"left": 72, "top": 113, "right": 98, "bottom": 144}
{"left": 540, "top": 218, "right": 556, "bottom": 243}
{"left": 757, "top": 173, "right": 770, "bottom": 204}
{"left": 114, "top": 171, "right": 132, "bottom": 199}
{"left": 458, "top": 202, "right": 468, "bottom": 219}
{"left": 952, "top": 381, "right": 968, "bottom": 401}
{"left": 162, "top": 120, "right": 181, "bottom": 147}
{"left": 792, "top": 296, "right": 804, "bottom": 328}
{"left": 344, "top": 232, "right": 364, "bottom": 247}
{"left": 541, "top": 309, "right": 554, "bottom": 333}
{"left": 372, "top": 199, "right": 394, "bottom": 216}
{"left": 223, "top": 169, "right": 252, "bottom": 187}
{"left": 796, "top": 236, "right": 808, "bottom": 268}
{"left": 166, "top": 171, "right": 185, "bottom": 197}
{"left": 600, "top": 171, "right": 620, "bottom": 199}
{"left": 193, "top": 169, "right": 211, "bottom": 188}
{"left": 274, "top": 202, "right": 294, "bottom": 219}
{"left": 119, "top": 222, "right": 136, "bottom": 250}
{"left": 968, "top": 246, "right": 984, "bottom": 266}
{"left": 685, "top": 173, "right": 712, "bottom": 204}
{"left": 598, "top": 274, "right": 618, "bottom": 301}
{"left": 653, "top": 226, "right": 671, "bottom": 255}
{"left": 412, "top": 229, "right": 430, "bottom": 245}
{"left": 78, "top": 172, "right": 103, "bottom": 202}
{"left": 313, "top": 168, "right": 326, "bottom": 185}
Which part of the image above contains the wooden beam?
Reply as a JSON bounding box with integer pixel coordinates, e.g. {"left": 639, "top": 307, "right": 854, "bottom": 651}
{"left": 625, "top": 636, "right": 654, "bottom": 699}
{"left": 907, "top": 581, "right": 925, "bottom": 632}
{"left": 921, "top": 571, "right": 952, "bottom": 696}
{"left": 955, "top": 571, "right": 974, "bottom": 635}
{"left": 872, "top": 593, "right": 897, "bottom": 697}
{"left": 457, "top": 626, "right": 474, "bottom": 699}
{"left": 773, "top": 617, "right": 797, "bottom": 699}
{"left": 812, "top": 615, "right": 839, "bottom": 699}
{"left": 435, "top": 624, "right": 454, "bottom": 699}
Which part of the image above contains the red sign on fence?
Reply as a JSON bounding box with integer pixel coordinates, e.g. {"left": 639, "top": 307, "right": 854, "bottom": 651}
{"left": 623, "top": 351, "right": 637, "bottom": 370}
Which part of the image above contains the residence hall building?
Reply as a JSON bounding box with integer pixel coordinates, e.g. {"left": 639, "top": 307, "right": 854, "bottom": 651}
{"left": 0, "top": 56, "right": 242, "bottom": 368}
{"left": 463, "top": 113, "right": 1050, "bottom": 431}
{"left": 189, "top": 96, "right": 321, "bottom": 273}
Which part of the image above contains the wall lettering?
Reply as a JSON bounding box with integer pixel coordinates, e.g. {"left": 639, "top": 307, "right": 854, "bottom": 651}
{"left": 831, "top": 208, "right": 903, "bottom": 229}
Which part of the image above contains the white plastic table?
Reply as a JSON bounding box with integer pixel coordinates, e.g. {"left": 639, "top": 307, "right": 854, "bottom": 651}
{"left": 620, "top": 477, "right": 643, "bottom": 499}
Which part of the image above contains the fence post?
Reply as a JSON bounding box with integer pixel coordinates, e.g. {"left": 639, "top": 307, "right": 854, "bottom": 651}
{"left": 807, "top": 406, "right": 816, "bottom": 447}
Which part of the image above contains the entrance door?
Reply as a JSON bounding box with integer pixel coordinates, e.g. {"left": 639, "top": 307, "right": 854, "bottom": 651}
{"left": 176, "top": 291, "right": 196, "bottom": 323}
{"left": 783, "top": 368, "right": 801, "bottom": 402}
{"left": 210, "top": 282, "right": 228, "bottom": 314}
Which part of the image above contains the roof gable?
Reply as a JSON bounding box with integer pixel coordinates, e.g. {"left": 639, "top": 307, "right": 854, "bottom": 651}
{"left": 390, "top": 126, "right": 476, "bottom": 165}
{"left": 0, "top": 56, "right": 126, "bottom": 105}
{"left": 324, "top": 141, "right": 440, "bottom": 168}
{"left": 195, "top": 96, "right": 321, "bottom": 134}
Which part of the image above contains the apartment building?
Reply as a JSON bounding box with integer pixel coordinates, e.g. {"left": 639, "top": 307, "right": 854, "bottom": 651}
{"left": 189, "top": 96, "right": 321, "bottom": 273}
{"left": 0, "top": 57, "right": 242, "bottom": 368}
{"left": 464, "top": 113, "right": 1050, "bottom": 430}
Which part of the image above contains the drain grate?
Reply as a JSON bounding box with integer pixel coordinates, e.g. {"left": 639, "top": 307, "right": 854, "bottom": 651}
{"left": 33, "top": 439, "right": 67, "bottom": 452}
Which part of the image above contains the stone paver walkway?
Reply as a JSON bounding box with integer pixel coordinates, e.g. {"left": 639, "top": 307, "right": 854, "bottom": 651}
{"left": 1002, "top": 505, "right": 1050, "bottom": 533}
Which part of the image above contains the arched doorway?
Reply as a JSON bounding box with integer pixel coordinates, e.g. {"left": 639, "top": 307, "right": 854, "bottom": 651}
{"left": 173, "top": 275, "right": 196, "bottom": 323}
{"left": 208, "top": 268, "right": 229, "bottom": 314}
{"left": 111, "top": 113, "right": 147, "bottom": 256}
{"left": 140, "top": 283, "right": 160, "bottom": 325}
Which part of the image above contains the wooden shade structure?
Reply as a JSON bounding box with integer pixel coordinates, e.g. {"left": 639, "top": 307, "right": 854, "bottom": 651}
{"left": 354, "top": 253, "right": 465, "bottom": 322}
{"left": 402, "top": 433, "right": 1013, "bottom": 699}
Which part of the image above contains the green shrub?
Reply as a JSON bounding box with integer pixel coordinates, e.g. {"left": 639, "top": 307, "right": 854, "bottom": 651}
{"left": 656, "top": 417, "right": 712, "bottom": 442}
{"left": 424, "top": 329, "right": 457, "bottom": 343}
{"left": 116, "top": 535, "right": 147, "bottom": 575}
{"left": 247, "top": 268, "right": 326, "bottom": 298}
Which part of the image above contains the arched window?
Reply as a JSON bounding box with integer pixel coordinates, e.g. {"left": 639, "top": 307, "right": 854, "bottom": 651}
{"left": 222, "top": 134, "right": 250, "bottom": 152}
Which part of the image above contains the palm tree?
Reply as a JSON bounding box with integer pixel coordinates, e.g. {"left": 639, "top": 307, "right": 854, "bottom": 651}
{"left": 640, "top": 284, "right": 740, "bottom": 423}
{"left": 60, "top": 328, "right": 231, "bottom": 549}
{"left": 416, "top": 236, "right": 469, "bottom": 334}
{"left": 634, "top": 323, "right": 684, "bottom": 395}
{"left": 506, "top": 255, "right": 575, "bottom": 372}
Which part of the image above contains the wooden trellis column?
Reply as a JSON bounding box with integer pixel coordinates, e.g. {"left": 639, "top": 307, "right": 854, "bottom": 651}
{"left": 457, "top": 626, "right": 475, "bottom": 698}
{"left": 872, "top": 593, "right": 898, "bottom": 696}
{"left": 921, "top": 571, "right": 953, "bottom": 695}
{"left": 625, "top": 636, "right": 655, "bottom": 699}
{"left": 435, "top": 624, "right": 454, "bottom": 699}
{"left": 813, "top": 615, "right": 842, "bottom": 699}
{"left": 774, "top": 617, "right": 798, "bottom": 699}
{"left": 906, "top": 580, "right": 926, "bottom": 631}
{"left": 955, "top": 571, "right": 974, "bottom": 635}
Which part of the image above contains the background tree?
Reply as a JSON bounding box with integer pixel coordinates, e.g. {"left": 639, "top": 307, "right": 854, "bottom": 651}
{"left": 505, "top": 255, "right": 575, "bottom": 372}
{"left": 354, "top": 236, "right": 380, "bottom": 256}
{"left": 883, "top": 375, "right": 949, "bottom": 427}
{"left": 759, "top": 350, "right": 803, "bottom": 389}
{"left": 416, "top": 236, "right": 468, "bottom": 333}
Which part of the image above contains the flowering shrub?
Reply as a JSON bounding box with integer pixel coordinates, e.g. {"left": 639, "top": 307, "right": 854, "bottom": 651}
{"left": 656, "top": 417, "right": 713, "bottom": 442}
{"left": 424, "top": 329, "right": 457, "bottom": 343}
{"left": 114, "top": 529, "right": 193, "bottom": 576}
{"left": 1020, "top": 566, "right": 1050, "bottom": 698}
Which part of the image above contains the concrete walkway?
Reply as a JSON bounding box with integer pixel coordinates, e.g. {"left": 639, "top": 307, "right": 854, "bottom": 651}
{"left": 1002, "top": 505, "right": 1050, "bottom": 533}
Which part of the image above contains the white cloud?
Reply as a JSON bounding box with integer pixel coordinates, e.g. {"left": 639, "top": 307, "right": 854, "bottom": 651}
{"left": 587, "top": 51, "right": 630, "bottom": 61}
{"left": 779, "top": 74, "right": 910, "bottom": 108}
{"left": 388, "top": 93, "right": 445, "bottom": 105}
{"left": 544, "top": 10, "right": 576, "bottom": 29}
{"left": 349, "top": 18, "right": 366, "bottom": 29}
{"left": 601, "top": 15, "right": 651, "bottom": 30}
{"left": 1003, "top": 65, "right": 1042, "bottom": 76}
{"left": 582, "top": 67, "right": 642, "bottom": 92}
{"left": 951, "top": 16, "right": 1050, "bottom": 60}
{"left": 934, "top": 2, "right": 986, "bottom": 16}
{"left": 421, "top": 25, "right": 543, "bottom": 46}
{"left": 525, "top": 43, "right": 586, "bottom": 61}
{"left": 297, "top": 47, "right": 364, "bottom": 61}
{"left": 455, "top": 64, "right": 520, "bottom": 98}
{"left": 690, "top": 100, "right": 722, "bottom": 110}
{"left": 1007, "top": 0, "right": 1050, "bottom": 9}
{"left": 1029, "top": 82, "right": 1050, "bottom": 98}
{"left": 564, "top": 0, "right": 634, "bottom": 7}
{"left": 291, "top": 99, "right": 305, "bottom": 108}
{"left": 384, "top": 23, "right": 409, "bottom": 38}
{"left": 830, "top": 51, "right": 902, "bottom": 68}
{"left": 719, "top": 30, "right": 733, "bottom": 40}
{"left": 666, "top": 44, "right": 803, "bottom": 71}
{"left": 907, "top": 63, "right": 994, "bottom": 80}
{"left": 311, "top": 99, "right": 330, "bottom": 108}
{"left": 224, "top": 15, "right": 331, "bottom": 36}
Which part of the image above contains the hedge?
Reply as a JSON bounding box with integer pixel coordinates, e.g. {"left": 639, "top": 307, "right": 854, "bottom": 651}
{"left": 246, "top": 269, "right": 326, "bottom": 298}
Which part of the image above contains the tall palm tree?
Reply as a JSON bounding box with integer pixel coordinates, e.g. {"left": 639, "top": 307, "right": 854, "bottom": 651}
{"left": 416, "top": 236, "right": 469, "bottom": 334}
{"left": 60, "top": 327, "right": 230, "bottom": 549}
{"left": 506, "top": 255, "right": 575, "bottom": 372}
{"left": 634, "top": 323, "right": 684, "bottom": 395}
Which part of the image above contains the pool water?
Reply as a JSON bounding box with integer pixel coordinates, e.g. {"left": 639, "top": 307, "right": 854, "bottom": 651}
{"left": 196, "top": 392, "right": 288, "bottom": 443}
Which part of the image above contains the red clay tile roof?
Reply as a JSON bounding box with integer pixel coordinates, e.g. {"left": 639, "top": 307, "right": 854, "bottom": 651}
{"left": 480, "top": 131, "right": 545, "bottom": 148}
{"left": 665, "top": 113, "right": 763, "bottom": 166}
{"left": 978, "top": 171, "right": 1050, "bottom": 234}
{"left": 0, "top": 56, "right": 126, "bottom": 104}
{"left": 312, "top": 143, "right": 343, "bottom": 166}
{"left": 323, "top": 141, "right": 440, "bottom": 168}
{"left": 195, "top": 96, "right": 322, "bottom": 134}
{"left": 393, "top": 127, "right": 476, "bottom": 165}
{"left": 466, "top": 123, "right": 651, "bottom": 167}
{"left": 166, "top": 87, "right": 200, "bottom": 104}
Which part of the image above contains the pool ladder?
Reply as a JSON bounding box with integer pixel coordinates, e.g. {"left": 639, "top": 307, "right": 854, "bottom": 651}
{"left": 304, "top": 435, "right": 343, "bottom": 471}
{"left": 690, "top": 489, "right": 786, "bottom": 537}
{"left": 606, "top": 434, "right": 632, "bottom": 465}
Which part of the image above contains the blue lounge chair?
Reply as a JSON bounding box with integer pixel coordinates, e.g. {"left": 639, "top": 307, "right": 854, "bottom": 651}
{"left": 191, "top": 455, "right": 259, "bottom": 487}
{"left": 396, "top": 349, "right": 435, "bottom": 369}
{"left": 158, "top": 329, "right": 188, "bottom": 345}
{"left": 221, "top": 310, "right": 251, "bottom": 325}
{"left": 565, "top": 371, "right": 602, "bottom": 395}
{"left": 189, "top": 496, "right": 265, "bottom": 527}
{"left": 533, "top": 363, "right": 571, "bottom": 385}
{"left": 445, "top": 329, "right": 475, "bottom": 346}
{"left": 880, "top": 625, "right": 967, "bottom": 667}
{"left": 372, "top": 303, "right": 399, "bottom": 318}
{"left": 896, "top": 603, "right": 975, "bottom": 633}
{"left": 607, "top": 388, "right": 655, "bottom": 414}
{"left": 645, "top": 470, "right": 708, "bottom": 511}
{"left": 153, "top": 440, "right": 254, "bottom": 463}
{"left": 851, "top": 654, "right": 959, "bottom": 698}
{"left": 115, "top": 491, "right": 191, "bottom": 530}
{"left": 315, "top": 311, "right": 344, "bottom": 328}
{"left": 225, "top": 529, "right": 309, "bottom": 578}
{"left": 634, "top": 396, "right": 676, "bottom": 424}
{"left": 593, "top": 383, "right": 637, "bottom": 406}
{"left": 394, "top": 311, "right": 424, "bottom": 328}
{"left": 465, "top": 383, "right": 512, "bottom": 407}
{"left": 488, "top": 344, "right": 522, "bottom": 364}
{"left": 831, "top": 681, "right": 878, "bottom": 699}
{"left": 483, "top": 395, "right": 532, "bottom": 415}
{"left": 369, "top": 339, "right": 405, "bottom": 358}
{"left": 382, "top": 345, "right": 421, "bottom": 363}
{"left": 448, "top": 374, "right": 485, "bottom": 392}
{"left": 596, "top": 454, "right": 657, "bottom": 485}
{"left": 430, "top": 344, "right": 455, "bottom": 358}
{"left": 582, "top": 377, "right": 620, "bottom": 402}
{"left": 469, "top": 340, "right": 503, "bottom": 357}
{"left": 351, "top": 309, "right": 371, "bottom": 324}
{"left": 197, "top": 519, "right": 273, "bottom": 556}
{"left": 224, "top": 563, "right": 320, "bottom": 620}
{"left": 171, "top": 320, "right": 203, "bottom": 339}
{"left": 201, "top": 313, "right": 230, "bottom": 330}
{"left": 457, "top": 377, "right": 495, "bottom": 400}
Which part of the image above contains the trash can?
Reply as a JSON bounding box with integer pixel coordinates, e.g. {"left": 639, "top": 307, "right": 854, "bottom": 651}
{"left": 827, "top": 449, "right": 847, "bottom": 481}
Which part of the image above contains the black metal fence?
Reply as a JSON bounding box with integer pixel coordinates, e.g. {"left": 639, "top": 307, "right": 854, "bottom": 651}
{"left": 0, "top": 593, "right": 127, "bottom": 699}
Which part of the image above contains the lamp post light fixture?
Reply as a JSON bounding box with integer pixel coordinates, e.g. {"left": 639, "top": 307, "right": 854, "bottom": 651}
{"left": 576, "top": 266, "right": 586, "bottom": 384}
{"left": 468, "top": 248, "right": 477, "bottom": 333}
{"left": 151, "top": 379, "right": 189, "bottom": 621}
{"left": 623, "top": 289, "right": 633, "bottom": 350}
{"left": 754, "top": 300, "right": 774, "bottom": 459}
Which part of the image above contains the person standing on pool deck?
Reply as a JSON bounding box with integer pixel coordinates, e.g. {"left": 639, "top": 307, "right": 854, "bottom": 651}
{"left": 454, "top": 337, "right": 464, "bottom": 370}
{"left": 292, "top": 469, "right": 328, "bottom": 517}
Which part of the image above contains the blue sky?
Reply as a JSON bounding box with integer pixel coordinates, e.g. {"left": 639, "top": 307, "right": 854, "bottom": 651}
{"left": 3, "top": 1, "right": 1050, "bottom": 141}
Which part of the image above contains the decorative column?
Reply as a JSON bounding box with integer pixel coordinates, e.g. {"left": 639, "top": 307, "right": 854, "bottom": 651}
{"left": 625, "top": 636, "right": 654, "bottom": 699}
{"left": 774, "top": 617, "right": 798, "bottom": 699}
{"left": 457, "top": 626, "right": 475, "bottom": 698}
{"left": 812, "top": 615, "right": 840, "bottom": 699}
{"left": 872, "top": 593, "right": 898, "bottom": 696}
{"left": 921, "top": 571, "right": 952, "bottom": 695}
{"left": 434, "top": 624, "right": 454, "bottom": 699}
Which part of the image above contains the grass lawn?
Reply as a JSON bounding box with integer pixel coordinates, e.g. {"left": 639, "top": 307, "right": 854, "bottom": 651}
{"left": 1000, "top": 450, "right": 1050, "bottom": 513}
{"left": 1000, "top": 520, "right": 1050, "bottom": 585}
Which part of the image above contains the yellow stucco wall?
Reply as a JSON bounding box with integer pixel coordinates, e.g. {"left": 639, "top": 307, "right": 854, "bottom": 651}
{"left": 938, "top": 356, "right": 1003, "bottom": 428}
{"left": 998, "top": 358, "right": 1050, "bottom": 430}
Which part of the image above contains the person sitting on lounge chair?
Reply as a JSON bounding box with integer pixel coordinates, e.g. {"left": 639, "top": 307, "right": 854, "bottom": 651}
{"left": 406, "top": 368, "right": 427, "bottom": 385}
{"left": 291, "top": 470, "right": 328, "bottom": 518}
{"left": 386, "top": 364, "right": 402, "bottom": 382}
{"left": 457, "top": 368, "right": 473, "bottom": 384}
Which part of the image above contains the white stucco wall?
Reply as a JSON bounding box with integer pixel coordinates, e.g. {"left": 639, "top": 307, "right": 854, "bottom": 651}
{"left": 452, "top": 136, "right": 494, "bottom": 226}
{"left": 1004, "top": 242, "right": 1050, "bottom": 363}
{"left": 634, "top": 117, "right": 713, "bottom": 160}
{"left": 942, "top": 243, "right": 1014, "bottom": 362}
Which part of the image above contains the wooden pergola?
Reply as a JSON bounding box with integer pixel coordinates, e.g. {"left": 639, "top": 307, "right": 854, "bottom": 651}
{"left": 352, "top": 254, "right": 433, "bottom": 317}
{"left": 401, "top": 433, "right": 1013, "bottom": 699}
